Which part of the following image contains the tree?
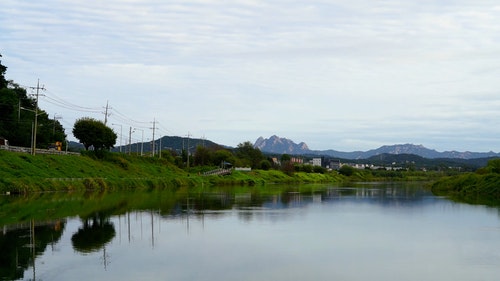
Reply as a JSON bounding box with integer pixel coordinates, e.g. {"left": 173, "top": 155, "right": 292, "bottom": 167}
{"left": 73, "top": 117, "right": 116, "bottom": 151}
{"left": 0, "top": 53, "right": 7, "bottom": 89}
{"left": 487, "top": 159, "right": 500, "bottom": 174}
{"left": 213, "top": 149, "right": 235, "bottom": 167}
{"left": 0, "top": 73, "right": 66, "bottom": 147}
{"left": 235, "top": 141, "right": 264, "bottom": 169}
{"left": 339, "top": 165, "right": 356, "bottom": 176}
{"left": 193, "top": 145, "right": 212, "bottom": 166}
{"left": 259, "top": 159, "right": 272, "bottom": 170}
{"left": 281, "top": 154, "right": 291, "bottom": 162}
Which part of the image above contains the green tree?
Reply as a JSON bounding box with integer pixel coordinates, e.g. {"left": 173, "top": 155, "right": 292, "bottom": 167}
{"left": 193, "top": 145, "right": 212, "bottom": 166}
{"left": 313, "top": 165, "right": 326, "bottom": 174}
{"left": 487, "top": 158, "right": 500, "bottom": 174}
{"left": 0, "top": 53, "right": 7, "bottom": 89}
{"left": 302, "top": 164, "right": 313, "bottom": 173}
{"left": 339, "top": 165, "right": 356, "bottom": 176}
{"left": 213, "top": 149, "right": 235, "bottom": 167}
{"left": 235, "top": 141, "right": 264, "bottom": 169}
{"left": 259, "top": 159, "right": 272, "bottom": 170}
{"left": 280, "top": 154, "right": 291, "bottom": 162}
{"left": 73, "top": 117, "right": 116, "bottom": 151}
{"left": 0, "top": 78, "right": 66, "bottom": 147}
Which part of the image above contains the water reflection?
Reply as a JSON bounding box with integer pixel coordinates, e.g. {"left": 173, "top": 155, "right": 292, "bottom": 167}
{"left": 71, "top": 213, "right": 116, "bottom": 254}
{"left": 0, "top": 220, "right": 65, "bottom": 280}
{"left": 1, "top": 183, "right": 500, "bottom": 281}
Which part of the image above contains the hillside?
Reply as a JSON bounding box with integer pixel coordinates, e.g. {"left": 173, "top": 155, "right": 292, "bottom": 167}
{"left": 110, "top": 135, "right": 223, "bottom": 154}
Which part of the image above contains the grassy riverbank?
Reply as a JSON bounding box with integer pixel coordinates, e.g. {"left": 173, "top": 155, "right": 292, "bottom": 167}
{"left": 0, "top": 150, "right": 343, "bottom": 193}
{"left": 430, "top": 159, "right": 500, "bottom": 205}
{"left": 431, "top": 173, "right": 500, "bottom": 202}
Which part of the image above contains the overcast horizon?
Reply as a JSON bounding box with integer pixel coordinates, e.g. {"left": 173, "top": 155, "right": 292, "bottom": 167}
{"left": 2, "top": 1, "right": 500, "bottom": 153}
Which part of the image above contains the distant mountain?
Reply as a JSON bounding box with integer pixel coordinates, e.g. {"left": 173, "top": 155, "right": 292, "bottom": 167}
{"left": 254, "top": 135, "right": 309, "bottom": 154}
{"left": 112, "top": 135, "right": 223, "bottom": 153}
{"left": 253, "top": 135, "right": 500, "bottom": 160}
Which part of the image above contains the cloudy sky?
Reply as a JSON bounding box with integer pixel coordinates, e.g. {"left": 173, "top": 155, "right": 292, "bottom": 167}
{"left": 1, "top": 0, "right": 500, "bottom": 152}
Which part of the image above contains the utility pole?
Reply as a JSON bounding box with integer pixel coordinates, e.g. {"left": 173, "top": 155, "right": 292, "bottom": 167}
{"left": 128, "top": 126, "right": 134, "bottom": 155}
{"left": 29, "top": 79, "right": 45, "bottom": 155}
{"left": 151, "top": 118, "right": 158, "bottom": 157}
{"left": 133, "top": 128, "right": 144, "bottom": 156}
{"left": 159, "top": 135, "right": 162, "bottom": 159}
{"left": 186, "top": 132, "right": 191, "bottom": 168}
{"left": 104, "top": 101, "right": 110, "bottom": 125}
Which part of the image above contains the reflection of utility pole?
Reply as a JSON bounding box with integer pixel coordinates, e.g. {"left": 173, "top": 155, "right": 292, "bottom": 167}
{"left": 151, "top": 210, "right": 154, "bottom": 249}
{"left": 127, "top": 212, "right": 131, "bottom": 243}
{"left": 102, "top": 246, "right": 109, "bottom": 270}
{"left": 186, "top": 197, "right": 190, "bottom": 234}
{"left": 31, "top": 219, "right": 36, "bottom": 281}
{"left": 118, "top": 215, "right": 121, "bottom": 244}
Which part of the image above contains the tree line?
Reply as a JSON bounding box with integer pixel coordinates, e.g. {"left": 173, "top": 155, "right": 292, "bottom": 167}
{"left": 0, "top": 53, "right": 66, "bottom": 149}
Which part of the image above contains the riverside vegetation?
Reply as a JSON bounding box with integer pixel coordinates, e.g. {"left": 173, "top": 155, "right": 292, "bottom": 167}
{"left": 2, "top": 145, "right": 499, "bottom": 202}
{"left": 431, "top": 158, "right": 500, "bottom": 205}
{"left": 0, "top": 149, "right": 345, "bottom": 193}
{"left": 0, "top": 148, "right": 450, "bottom": 194}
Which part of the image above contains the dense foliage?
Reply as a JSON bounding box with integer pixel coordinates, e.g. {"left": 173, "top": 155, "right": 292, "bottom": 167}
{"left": 0, "top": 54, "right": 66, "bottom": 148}
{"left": 431, "top": 158, "right": 500, "bottom": 200}
{"left": 0, "top": 54, "right": 7, "bottom": 89}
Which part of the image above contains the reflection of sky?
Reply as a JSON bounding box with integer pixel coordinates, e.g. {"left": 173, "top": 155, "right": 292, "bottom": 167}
{"left": 20, "top": 192, "right": 500, "bottom": 281}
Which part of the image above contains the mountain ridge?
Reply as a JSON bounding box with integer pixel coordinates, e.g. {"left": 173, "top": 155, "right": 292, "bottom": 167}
{"left": 253, "top": 135, "right": 500, "bottom": 160}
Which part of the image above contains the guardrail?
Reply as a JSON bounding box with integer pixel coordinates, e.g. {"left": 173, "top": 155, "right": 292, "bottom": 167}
{"left": 0, "top": 145, "right": 80, "bottom": 156}
{"left": 203, "top": 168, "right": 232, "bottom": 176}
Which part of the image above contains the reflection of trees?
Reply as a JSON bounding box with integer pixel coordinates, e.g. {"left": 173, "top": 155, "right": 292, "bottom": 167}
{"left": 71, "top": 213, "right": 116, "bottom": 254}
{"left": 0, "top": 220, "right": 65, "bottom": 280}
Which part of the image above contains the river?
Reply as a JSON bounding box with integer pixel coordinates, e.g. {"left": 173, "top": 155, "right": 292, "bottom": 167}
{"left": 1, "top": 182, "right": 500, "bottom": 281}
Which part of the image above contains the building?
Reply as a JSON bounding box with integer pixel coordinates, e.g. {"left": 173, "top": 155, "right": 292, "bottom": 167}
{"left": 312, "top": 158, "right": 321, "bottom": 167}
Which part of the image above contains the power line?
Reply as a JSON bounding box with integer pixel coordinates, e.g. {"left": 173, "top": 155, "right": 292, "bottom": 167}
{"left": 43, "top": 90, "right": 102, "bottom": 112}
{"left": 42, "top": 95, "right": 103, "bottom": 113}
{"left": 111, "top": 108, "right": 150, "bottom": 126}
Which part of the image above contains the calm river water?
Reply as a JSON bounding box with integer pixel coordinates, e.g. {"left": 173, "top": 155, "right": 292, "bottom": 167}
{"left": 2, "top": 183, "right": 500, "bottom": 281}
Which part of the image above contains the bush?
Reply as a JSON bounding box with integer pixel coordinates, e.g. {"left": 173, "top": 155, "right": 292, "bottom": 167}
{"left": 313, "top": 166, "right": 326, "bottom": 174}
{"left": 338, "top": 165, "right": 356, "bottom": 176}
{"left": 259, "top": 160, "right": 271, "bottom": 170}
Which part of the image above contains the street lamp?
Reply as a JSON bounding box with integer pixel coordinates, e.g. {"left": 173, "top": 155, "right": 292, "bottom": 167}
{"left": 20, "top": 107, "right": 42, "bottom": 155}
{"left": 112, "top": 123, "right": 123, "bottom": 152}
{"left": 128, "top": 127, "right": 135, "bottom": 155}
{"left": 134, "top": 128, "right": 144, "bottom": 156}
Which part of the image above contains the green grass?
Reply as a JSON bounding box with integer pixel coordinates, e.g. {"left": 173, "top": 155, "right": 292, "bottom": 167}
{"left": 0, "top": 150, "right": 342, "bottom": 193}
{"left": 0, "top": 150, "right": 196, "bottom": 192}
{"left": 431, "top": 172, "right": 500, "bottom": 205}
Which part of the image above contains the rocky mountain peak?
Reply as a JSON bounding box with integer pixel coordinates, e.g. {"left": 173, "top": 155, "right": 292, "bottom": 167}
{"left": 254, "top": 135, "right": 310, "bottom": 154}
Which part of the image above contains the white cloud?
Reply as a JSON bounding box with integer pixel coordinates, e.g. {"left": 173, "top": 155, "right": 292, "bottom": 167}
{"left": 1, "top": 0, "right": 500, "bottom": 151}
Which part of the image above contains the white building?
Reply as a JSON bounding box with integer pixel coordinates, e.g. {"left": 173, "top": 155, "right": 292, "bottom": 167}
{"left": 312, "top": 158, "right": 322, "bottom": 167}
